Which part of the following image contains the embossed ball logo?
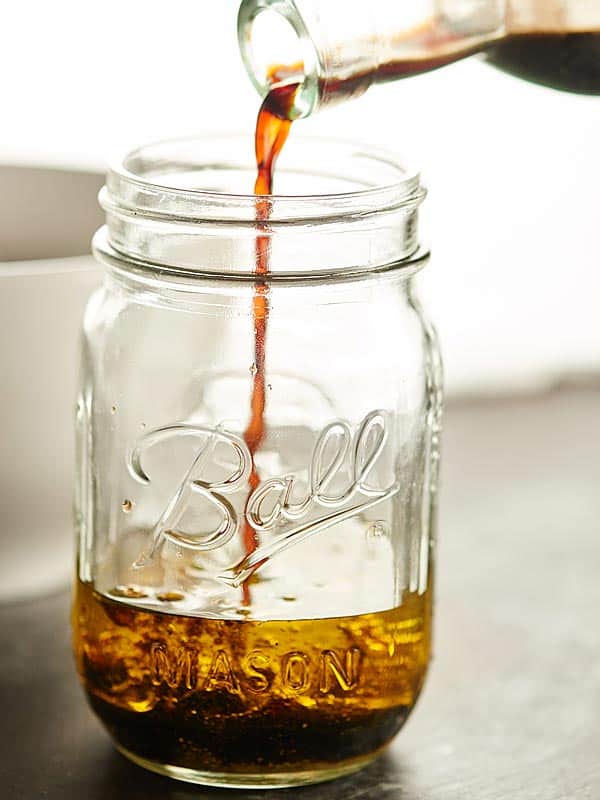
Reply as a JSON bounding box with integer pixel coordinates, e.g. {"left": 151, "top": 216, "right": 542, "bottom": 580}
{"left": 128, "top": 410, "right": 398, "bottom": 584}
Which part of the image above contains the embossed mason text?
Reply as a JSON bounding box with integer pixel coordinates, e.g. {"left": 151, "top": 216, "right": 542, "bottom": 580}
{"left": 150, "top": 641, "right": 362, "bottom": 695}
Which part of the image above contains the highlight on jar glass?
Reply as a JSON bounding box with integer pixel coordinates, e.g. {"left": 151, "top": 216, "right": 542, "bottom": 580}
{"left": 72, "top": 135, "right": 443, "bottom": 789}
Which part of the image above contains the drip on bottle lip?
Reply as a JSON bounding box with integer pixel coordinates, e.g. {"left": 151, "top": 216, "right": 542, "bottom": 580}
{"left": 237, "top": 0, "right": 322, "bottom": 119}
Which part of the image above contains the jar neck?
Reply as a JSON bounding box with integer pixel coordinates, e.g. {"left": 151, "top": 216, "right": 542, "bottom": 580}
{"left": 96, "top": 136, "right": 427, "bottom": 282}
{"left": 100, "top": 245, "right": 426, "bottom": 305}
{"left": 238, "top": 0, "right": 600, "bottom": 118}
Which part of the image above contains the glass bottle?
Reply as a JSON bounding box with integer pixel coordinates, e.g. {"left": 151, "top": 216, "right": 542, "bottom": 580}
{"left": 72, "top": 135, "right": 442, "bottom": 788}
{"left": 238, "top": 0, "right": 600, "bottom": 119}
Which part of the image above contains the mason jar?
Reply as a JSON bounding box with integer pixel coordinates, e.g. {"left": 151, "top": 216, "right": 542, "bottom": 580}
{"left": 72, "top": 135, "right": 443, "bottom": 789}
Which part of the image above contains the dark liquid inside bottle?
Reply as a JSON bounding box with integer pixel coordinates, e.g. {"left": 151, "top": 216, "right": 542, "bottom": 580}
{"left": 486, "top": 33, "right": 600, "bottom": 94}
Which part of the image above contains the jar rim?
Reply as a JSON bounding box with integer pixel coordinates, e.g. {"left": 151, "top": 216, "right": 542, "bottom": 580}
{"left": 104, "top": 134, "right": 425, "bottom": 224}
{"left": 100, "top": 135, "right": 426, "bottom": 280}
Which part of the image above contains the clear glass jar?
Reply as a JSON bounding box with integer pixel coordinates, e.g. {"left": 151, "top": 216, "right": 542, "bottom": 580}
{"left": 72, "top": 135, "right": 443, "bottom": 789}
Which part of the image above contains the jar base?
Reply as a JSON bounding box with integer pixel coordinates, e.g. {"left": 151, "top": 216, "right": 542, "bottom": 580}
{"left": 117, "top": 744, "right": 379, "bottom": 788}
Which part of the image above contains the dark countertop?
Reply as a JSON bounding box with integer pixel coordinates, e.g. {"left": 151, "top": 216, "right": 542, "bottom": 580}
{"left": 2, "top": 386, "right": 599, "bottom": 800}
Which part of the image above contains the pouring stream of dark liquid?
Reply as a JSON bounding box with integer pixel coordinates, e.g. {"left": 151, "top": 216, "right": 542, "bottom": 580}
{"left": 241, "top": 79, "right": 299, "bottom": 605}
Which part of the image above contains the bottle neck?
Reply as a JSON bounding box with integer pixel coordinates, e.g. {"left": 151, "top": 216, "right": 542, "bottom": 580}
{"left": 238, "top": 0, "right": 600, "bottom": 117}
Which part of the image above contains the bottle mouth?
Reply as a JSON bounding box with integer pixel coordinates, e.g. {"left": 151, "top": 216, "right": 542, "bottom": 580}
{"left": 237, "top": 0, "right": 320, "bottom": 119}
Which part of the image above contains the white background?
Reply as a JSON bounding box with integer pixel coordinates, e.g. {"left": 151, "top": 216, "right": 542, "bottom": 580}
{"left": 1, "top": 0, "right": 598, "bottom": 396}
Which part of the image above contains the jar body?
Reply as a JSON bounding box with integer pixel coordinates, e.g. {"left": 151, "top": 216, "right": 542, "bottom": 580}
{"left": 72, "top": 137, "right": 442, "bottom": 788}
